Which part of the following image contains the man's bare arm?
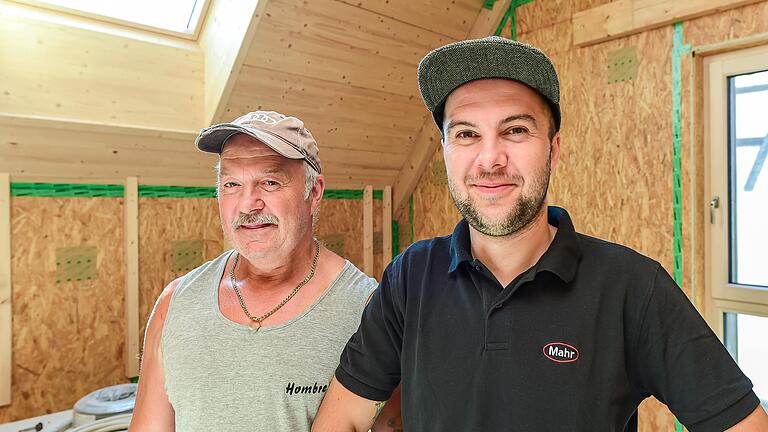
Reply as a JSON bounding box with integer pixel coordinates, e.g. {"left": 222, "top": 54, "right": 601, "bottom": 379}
{"left": 128, "top": 279, "right": 181, "bottom": 431}
{"left": 312, "top": 377, "right": 387, "bottom": 432}
{"left": 726, "top": 405, "right": 768, "bottom": 431}
{"left": 371, "top": 384, "right": 402, "bottom": 432}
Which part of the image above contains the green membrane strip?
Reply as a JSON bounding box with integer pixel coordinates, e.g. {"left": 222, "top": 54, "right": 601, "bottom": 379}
{"left": 494, "top": 0, "right": 535, "bottom": 39}
{"left": 11, "top": 182, "right": 124, "bottom": 197}
{"left": 11, "top": 183, "right": 386, "bottom": 200}
{"left": 672, "top": 21, "right": 691, "bottom": 432}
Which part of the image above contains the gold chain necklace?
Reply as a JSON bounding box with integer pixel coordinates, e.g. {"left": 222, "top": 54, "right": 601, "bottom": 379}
{"left": 229, "top": 238, "right": 320, "bottom": 332}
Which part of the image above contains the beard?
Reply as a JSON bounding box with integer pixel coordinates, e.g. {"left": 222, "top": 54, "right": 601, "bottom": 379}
{"left": 448, "top": 155, "right": 551, "bottom": 237}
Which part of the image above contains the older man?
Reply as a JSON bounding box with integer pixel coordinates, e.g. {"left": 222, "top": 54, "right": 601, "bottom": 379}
{"left": 129, "top": 111, "right": 385, "bottom": 431}
{"left": 313, "top": 37, "right": 768, "bottom": 431}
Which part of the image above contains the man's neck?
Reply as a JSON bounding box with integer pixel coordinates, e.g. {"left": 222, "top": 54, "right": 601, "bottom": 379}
{"left": 236, "top": 234, "right": 317, "bottom": 291}
{"left": 469, "top": 207, "right": 556, "bottom": 288}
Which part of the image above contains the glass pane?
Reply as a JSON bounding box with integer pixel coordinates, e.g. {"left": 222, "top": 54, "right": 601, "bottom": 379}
{"left": 724, "top": 312, "right": 768, "bottom": 410}
{"left": 35, "top": 0, "right": 201, "bottom": 33}
{"left": 728, "top": 69, "right": 768, "bottom": 288}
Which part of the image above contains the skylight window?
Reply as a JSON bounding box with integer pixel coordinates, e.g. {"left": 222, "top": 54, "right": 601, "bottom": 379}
{"left": 21, "top": 0, "right": 207, "bottom": 37}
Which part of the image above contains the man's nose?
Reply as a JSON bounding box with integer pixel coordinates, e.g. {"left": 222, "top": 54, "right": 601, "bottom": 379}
{"left": 475, "top": 135, "right": 508, "bottom": 172}
{"left": 238, "top": 183, "right": 267, "bottom": 214}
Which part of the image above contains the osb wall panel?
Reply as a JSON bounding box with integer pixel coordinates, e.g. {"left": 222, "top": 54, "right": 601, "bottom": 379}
{"left": 395, "top": 203, "right": 414, "bottom": 257}
{"left": 0, "top": 197, "right": 125, "bottom": 423}
{"left": 413, "top": 143, "right": 461, "bottom": 241}
{"left": 316, "top": 198, "right": 387, "bottom": 280}
{"left": 138, "top": 198, "right": 226, "bottom": 349}
{"left": 317, "top": 199, "right": 362, "bottom": 271}
{"left": 516, "top": 0, "right": 613, "bottom": 34}
{"left": 684, "top": 1, "right": 768, "bottom": 46}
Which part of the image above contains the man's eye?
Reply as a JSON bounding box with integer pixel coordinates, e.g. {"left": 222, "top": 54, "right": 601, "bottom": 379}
{"left": 456, "top": 130, "right": 478, "bottom": 139}
{"left": 508, "top": 127, "right": 528, "bottom": 135}
{"left": 262, "top": 180, "right": 281, "bottom": 190}
{"left": 223, "top": 182, "right": 239, "bottom": 188}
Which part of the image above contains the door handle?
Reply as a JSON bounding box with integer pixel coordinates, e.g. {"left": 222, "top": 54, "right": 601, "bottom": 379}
{"left": 710, "top": 196, "right": 720, "bottom": 224}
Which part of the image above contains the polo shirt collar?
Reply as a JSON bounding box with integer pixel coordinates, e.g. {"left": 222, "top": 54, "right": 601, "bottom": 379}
{"left": 447, "top": 206, "right": 583, "bottom": 283}
{"left": 448, "top": 219, "right": 473, "bottom": 273}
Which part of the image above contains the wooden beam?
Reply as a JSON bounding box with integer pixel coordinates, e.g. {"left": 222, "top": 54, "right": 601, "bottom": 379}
{"left": 363, "top": 186, "right": 374, "bottom": 277}
{"left": 0, "top": 113, "right": 198, "bottom": 139}
{"left": 573, "top": 0, "right": 764, "bottom": 47}
{"left": 468, "top": 0, "right": 512, "bottom": 39}
{"left": 199, "top": 0, "right": 269, "bottom": 125}
{"left": 0, "top": 173, "right": 11, "bottom": 406}
{"left": 382, "top": 185, "right": 392, "bottom": 265}
{"left": 392, "top": 122, "right": 441, "bottom": 219}
{"left": 0, "top": 117, "right": 217, "bottom": 187}
{"left": 124, "top": 176, "right": 140, "bottom": 378}
{"left": 692, "top": 32, "right": 768, "bottom": 58}
{"left": 392, "top": 0, "right": 512, "bottom": 218}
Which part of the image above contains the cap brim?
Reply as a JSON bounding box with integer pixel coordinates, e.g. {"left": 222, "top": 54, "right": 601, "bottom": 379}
{"left": 195, "top": 124, "right": 304, "bottom": 159}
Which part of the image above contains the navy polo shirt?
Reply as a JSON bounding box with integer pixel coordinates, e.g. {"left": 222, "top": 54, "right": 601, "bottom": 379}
{"left": 336, "top": 207, "right": 759, "bottom": 431}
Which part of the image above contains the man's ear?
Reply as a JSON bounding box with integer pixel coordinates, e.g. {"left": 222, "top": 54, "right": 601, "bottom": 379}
{"left": 310, "top": 173, "right": 325, "bottom": 213}
{"left": 550, "top": 132, "right": 561, "bottom": 173}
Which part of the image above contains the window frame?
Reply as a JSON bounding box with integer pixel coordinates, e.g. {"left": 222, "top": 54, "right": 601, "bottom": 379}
{"left": 8, "top": 0, "right": 210, "bottom": 40}
{"left": 704, "top": 43, "right": 768, "bottom": 334}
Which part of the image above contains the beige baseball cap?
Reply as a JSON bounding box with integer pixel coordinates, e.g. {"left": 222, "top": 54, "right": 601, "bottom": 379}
{"left": 195, "top": 111, "right": 322, "bottom": 174}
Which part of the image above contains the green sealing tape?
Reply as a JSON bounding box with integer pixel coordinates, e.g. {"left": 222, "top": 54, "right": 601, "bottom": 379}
{"left": 482, "top": 0, "right": 498, "bottom": 10}
{"left": 322, "top": 189, "right": 384, "bottom": 200}
{"left": 139, "top": 185, "right": 216, "bottom": 198}
{"left": 671, "top": 22, "right": 691, "bottom": 288}
{"left": 671, "top": 21, "right": 691, "bottom": 432}
{"left": 11, "top": 182, "right": 124, "bottom": 197}
{"left": 10, "top": 182, "right": 385, "bottom": 200}
{"left": 494, "top": 0, "right": 535, "bottom": 39}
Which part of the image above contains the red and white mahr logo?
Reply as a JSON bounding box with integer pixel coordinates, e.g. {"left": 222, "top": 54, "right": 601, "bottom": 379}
{"left": 543, "top": 342, "right": 580, "bottom": 363}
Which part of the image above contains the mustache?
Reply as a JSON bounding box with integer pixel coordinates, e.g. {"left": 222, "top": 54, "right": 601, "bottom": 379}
{"left": 231, "top": 212, "right": 279, "bottom": 230}
{"left": 465, "top": 172, "right": 523, "bottom": 185}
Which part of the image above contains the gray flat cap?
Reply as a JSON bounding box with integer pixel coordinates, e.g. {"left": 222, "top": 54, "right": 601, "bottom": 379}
{"left": 418, "top": 36, "right": 560, "bottom": 131}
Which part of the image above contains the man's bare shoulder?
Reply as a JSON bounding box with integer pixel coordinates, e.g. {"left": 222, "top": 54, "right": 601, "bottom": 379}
{"left": 321, "top": 246, "right": 347, "bottom": 272}
{"left": 151, "top": 277, "right": 185, "bottom": 324}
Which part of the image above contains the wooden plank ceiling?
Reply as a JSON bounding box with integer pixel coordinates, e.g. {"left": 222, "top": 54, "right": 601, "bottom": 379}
{"left": 224, "top": 0, "right": 482, "bottom": 189}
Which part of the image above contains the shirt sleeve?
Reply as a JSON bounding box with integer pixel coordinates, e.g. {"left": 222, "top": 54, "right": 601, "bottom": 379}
{"left": 632, "top": 265, "right": 760, "bottom": 431}
{"left": 335, "top": 259, "right": 405, "bottom": 401}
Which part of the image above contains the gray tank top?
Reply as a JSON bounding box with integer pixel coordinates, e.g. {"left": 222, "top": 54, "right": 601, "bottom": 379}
{"left": 161, "top": 250, "right": 376, "bottom": 432}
